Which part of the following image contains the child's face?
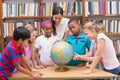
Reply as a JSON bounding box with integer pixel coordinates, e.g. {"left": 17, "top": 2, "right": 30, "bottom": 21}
{"left": 18, "top": 39, "right": 29, "bottom": 47}
{"left": 83, "top": 29, "right": 95, "bottom": 40}
{"left": 53, "top": 14, "right": 62, "bottom": 25}
{"left": 43, "top": 24, "right": 53, "bottom": 37}
{"left": 68, "top": 22, "right": 80, "bottom": 36}
{"left": 29, "top": 31, "right": 38, "bottom": 42}
{"left": 33, "top": 31, "right": 38, "bottom": 37}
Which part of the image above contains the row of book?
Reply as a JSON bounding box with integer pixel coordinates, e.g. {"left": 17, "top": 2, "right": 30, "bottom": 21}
{"left": 85, "top": 1, "right": 120, "bottom": 16}
{"left": 3, "top": 22, "right": 41, "bottom": 37}
{"left": 103, "top": 20, "right": 120, "bottom": 33}
{"left": 2, "top": 1, "right": 82, "bottom": 17}
{"left": 3, "top": 20, "right": 120, "bottom": 38}
{"left": 2, "top": 3, "right": 42, "bottom": 17}
{"left": 113, "top": 40, "right": 120, "bottom": 55}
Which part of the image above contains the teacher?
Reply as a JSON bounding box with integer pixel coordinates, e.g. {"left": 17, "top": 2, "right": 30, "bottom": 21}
{"left": 51, "top": 6, "right": 71, "bottom": 40}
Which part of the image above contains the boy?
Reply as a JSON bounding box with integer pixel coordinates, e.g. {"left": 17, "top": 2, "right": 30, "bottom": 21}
{"left": 65, "top": 19, "right": 91, "bottom": 66}
{"left": 0, "top": 27, "right": 41, "bottom": 79}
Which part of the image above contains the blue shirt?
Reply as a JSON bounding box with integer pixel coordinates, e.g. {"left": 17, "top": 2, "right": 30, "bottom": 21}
{"left": 65, "top": 33, "right": 91, "bottom": 66}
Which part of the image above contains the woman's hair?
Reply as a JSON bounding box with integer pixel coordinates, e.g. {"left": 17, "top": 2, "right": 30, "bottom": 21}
{"left": 51, "top": 6, "right": 63, "bottom": 35}
{"left": 41, "top": 19, "right": 52, "bottom": 29}
{"left": 52, "top": 6, "right": 63, "bottom": 16}
{"left": 13, "top": 26, "right": 30, "bottom": 41}
{"left": 83, "top": 22, "right": 101, "bottom": 33}
{"left": 68, "top": 19, "right": 80, "bottom": 25}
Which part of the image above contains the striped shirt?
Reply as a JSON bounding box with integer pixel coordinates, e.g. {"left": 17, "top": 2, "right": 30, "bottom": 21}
{"left": 0, "top": 39, "right": 24, "bottom": 79}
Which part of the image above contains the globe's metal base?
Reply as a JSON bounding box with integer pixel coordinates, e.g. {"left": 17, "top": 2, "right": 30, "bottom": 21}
{"left": 55, "top": 66, "right": 69, "bottom": 72}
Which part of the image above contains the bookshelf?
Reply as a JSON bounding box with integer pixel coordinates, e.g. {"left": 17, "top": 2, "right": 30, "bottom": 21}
{"left": 106, "top": 33, "right": 120, "bottom": 57}
{"left": 0, "top": 0, "right": 120, "bottom": 53}
{"left": 84, "top": 0, "right": 120, "bottom": 57}
{"left": 0, "top": 0, "right": 4, "bottom": 52}
{"left": 0, "top": 0, "right": 84, "bottom": 52}
{"left": 0, "top": 0, "right": 43, "bottom": 52}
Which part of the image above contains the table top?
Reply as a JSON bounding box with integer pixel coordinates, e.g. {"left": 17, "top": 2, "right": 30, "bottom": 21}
{"left": 8, "top": 66, "right": 118, "bottom": 79}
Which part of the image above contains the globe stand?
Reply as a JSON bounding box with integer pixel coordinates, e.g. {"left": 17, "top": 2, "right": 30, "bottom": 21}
{"left": 55, "top": 65, "right": 69, "bottom": 72}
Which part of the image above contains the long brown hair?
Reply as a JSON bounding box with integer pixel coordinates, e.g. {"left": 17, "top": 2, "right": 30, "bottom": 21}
{"left": 51, "top": 6, "right": 63, "bottom": 35}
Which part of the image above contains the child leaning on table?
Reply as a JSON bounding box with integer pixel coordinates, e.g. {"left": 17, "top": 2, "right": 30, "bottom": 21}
{"left": 81, "top": 23, "right": 106, "bottom": 68}
{"left": 74, "top": 22, "right": 120, "bottom": 75}
{"left": 0, "top": 27, "right": 41, "bottom": 80}
{"left": 24, "top": 24, "right": 42, "bottom": 69}
{"left": 14, "top": 24, "right": 41, "bottom": 73}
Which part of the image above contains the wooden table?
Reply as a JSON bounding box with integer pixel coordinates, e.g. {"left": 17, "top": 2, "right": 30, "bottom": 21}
{"left": 8, "top": 66, "right": 118, "bottom": 80}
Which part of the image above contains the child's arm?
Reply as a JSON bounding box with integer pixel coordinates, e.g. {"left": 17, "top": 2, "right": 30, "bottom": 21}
{"left": 35, "top": 48, "right": 47, "bottom": 68}
{"left": 73, "top": 51, "right": 94, "bottom": 61}
{"left": 74, "top": 55, "right": 93, "bottom": 62}
{"left": 20, "top": 56, "right": 29, "bottom": 69}
{"left": 62, "top": 30, "right": 72, "bottom": 40}
{"left": 15, "top": 64, "right": 41, "bottom": 78}
{"left": 20, "top": 54, "right": 32, "bottom": 71}
{"left": 31, "top": 46, "right": 36, "bottom": 68}
{"left": 83, "top": 38, "right": 104, "bottom": 74}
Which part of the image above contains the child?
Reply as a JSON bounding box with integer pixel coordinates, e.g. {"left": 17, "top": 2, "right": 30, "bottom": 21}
{"left": 74, "top": 22, "right": 120, "bottom": 75}
{"left": 24, "top": 24, "right": 41, "bottom": 69}
{"left": 65, "top": 19, "right": 91, "bottom": 66}
{"left": 79, "top": 23, "right": 106, "bottom": 68}
{"left": 0, "top": 27, "right": 41, "bottom": 79}
{"left": 34, "top": 20, "right": 59, "bottom": 67}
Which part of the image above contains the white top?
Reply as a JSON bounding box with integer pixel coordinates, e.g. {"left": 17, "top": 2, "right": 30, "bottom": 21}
{"left": 90, "top": 40, "right": 96, "bottom": 53}
{"left": 56, "top": 18, "right": 69, "bottom": 40}
{"left": 34, "top": 35, "right": 59, "bottom": 65}
{"left": 97, "top": 33, "right": 120, "bottom": 69}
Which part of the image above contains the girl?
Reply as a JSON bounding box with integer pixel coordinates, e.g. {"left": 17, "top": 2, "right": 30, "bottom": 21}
{"left": 51, "top": 6, "right": 71, "bottom": 40}
{"left": 74, "top": 22, "right": 120, "bottom": 75}
{"left": 65, "top": 19, "right": 91, "bottom": 66}
{"left": 79, "top": 23, "right": 106, "bottom": 68}
{"left": 34, "top": 20, "right": 59, "bottom": 67}
{"left": 24, "top": 24, "right": 41, "bottom": 69}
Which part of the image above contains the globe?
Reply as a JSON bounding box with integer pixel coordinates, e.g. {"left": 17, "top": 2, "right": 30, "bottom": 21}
{"left": 51, "top": 41, "right": 73, "bottom": 72}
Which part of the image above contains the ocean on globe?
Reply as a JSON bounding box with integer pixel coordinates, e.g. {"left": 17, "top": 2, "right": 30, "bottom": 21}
{"left": 51, "top": 41, "right": 73, "bottom": 65}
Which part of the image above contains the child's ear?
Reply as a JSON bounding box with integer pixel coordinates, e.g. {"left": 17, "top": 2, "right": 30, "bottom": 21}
{"left": 18, "top": 39, "right": 23, "bottom": 44}
{"left": 19, "top": 39, "right": 23, "bottom": 42}
{"left": 91, "top": 29, "right": 96, "bottom": 33}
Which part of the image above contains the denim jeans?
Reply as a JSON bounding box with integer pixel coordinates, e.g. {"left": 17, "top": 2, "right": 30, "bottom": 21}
{"left": 104, "top": 66, "right": 120, "bottom": 75}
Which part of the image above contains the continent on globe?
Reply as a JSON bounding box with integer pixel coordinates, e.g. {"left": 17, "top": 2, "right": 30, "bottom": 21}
{"left": 51, "top": 41, "right": 74, "bottom": 72}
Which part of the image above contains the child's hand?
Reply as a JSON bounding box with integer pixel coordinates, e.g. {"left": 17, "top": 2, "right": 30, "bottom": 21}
{"left": 32, "top": 72, "right": 42, "bottom": 79}
{"left": 34, "top": 65, "right": 45, "bottom": 69}
{"left": 41, "top": 64, "right": 47, "bottom": 68}
{"left": 32, "top": 68, "right": 38, "bottom": 72}
{"left": 73, "top": 55, "right": 81, "bottom": 60}
{"left": 82, "top": 69, "right": 92, "bottom": 75}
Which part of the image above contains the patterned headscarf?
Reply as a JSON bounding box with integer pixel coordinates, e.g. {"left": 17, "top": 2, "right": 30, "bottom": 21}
{"left": 41, "top": 20, "right": 52, "bottom": 28}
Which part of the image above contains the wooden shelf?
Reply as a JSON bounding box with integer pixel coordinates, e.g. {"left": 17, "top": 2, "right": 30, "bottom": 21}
{"left": 88, "top": 14, "right": 120, "bottom": 17}
{"left": 3, "top": 15, "right": 82, "bottom": 22}
{"left": 105, "top": 33, "right": 120, "bottom": 40}
{"left": 3, "top": 16, "right": 43, "bottom": 22}
{"left": 86, "top": 14, "right": 120, "bottom": 20}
